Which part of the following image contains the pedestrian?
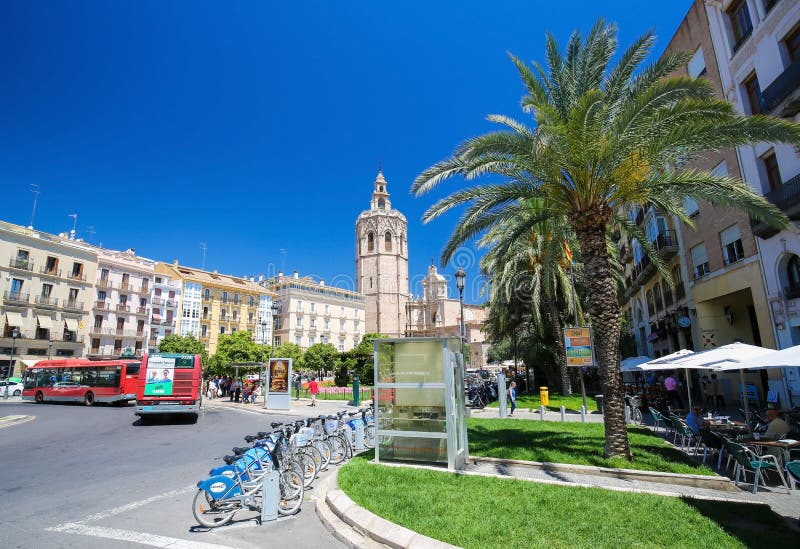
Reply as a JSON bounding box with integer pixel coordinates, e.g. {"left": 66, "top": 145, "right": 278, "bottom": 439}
{"left": 507, "top": 381, "right": 517, "bottom": 417}
{"left": 207, "top": 377, "right": 216, "bottom": 400}
{"left": 293, "top": 372, "right": 302, "bottom": 400}
{"left": 710, "top": 374, "right": 725, "bottom": 409}
{"left": 253, "top": 383, "right": 261, "bottom": 404}
{"left": 229, "top": 377, "right": 236, "bottom": 402}
{"left": 308, "top": 377, "right": 319, "bottom": 406}
{"left": 234, "top": 378, "right": 242, "bottom": 403}
{"left": 664, "top": 373, "right": 682, "bottom": 410}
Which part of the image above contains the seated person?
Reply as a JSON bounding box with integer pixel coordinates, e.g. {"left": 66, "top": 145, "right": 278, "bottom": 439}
{"left": 685, "top": 405, "right": 708, "bottom": 434}
{"left": 764, "top": 409, "right": 790, "bottom": 440}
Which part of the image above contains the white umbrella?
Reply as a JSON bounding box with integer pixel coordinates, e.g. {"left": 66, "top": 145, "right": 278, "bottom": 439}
{"left": 715, "top": 344, "right": 800, "bottom": 370}
{"left": 638, "top": 349, "right": 696, "bottom": 371}
{"left": 620, "top": 356, "right": 652, "bottom": 372}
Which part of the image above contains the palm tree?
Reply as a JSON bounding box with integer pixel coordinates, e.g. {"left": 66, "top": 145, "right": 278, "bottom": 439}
{"left": 412, "top": 20, "right": 799, "bottom": 458}
{"left": 479, "top": 199, "right": 581, "bottom": 395}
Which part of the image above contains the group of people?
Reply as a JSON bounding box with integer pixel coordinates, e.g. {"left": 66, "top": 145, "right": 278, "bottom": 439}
{"left": 646, "top": 371, "right": 727, "bottom": 412}
{"left": 204, "top": 376, "right": 262, "bottom": 404}
{"left": 290, "top": 372, "right": 319, "bottom": 406}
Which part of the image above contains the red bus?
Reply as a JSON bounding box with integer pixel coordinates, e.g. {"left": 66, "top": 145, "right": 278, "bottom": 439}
{"left": 135, "top": 353, "right": 202, "bottom": 421}
{"left": 22, "top": 359, "right": 137, "bottom": 405}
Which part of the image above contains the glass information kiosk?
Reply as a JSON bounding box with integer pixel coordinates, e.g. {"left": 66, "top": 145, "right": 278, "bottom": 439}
{"left": 374, "top": 337, "right": 468, "bottom": 470}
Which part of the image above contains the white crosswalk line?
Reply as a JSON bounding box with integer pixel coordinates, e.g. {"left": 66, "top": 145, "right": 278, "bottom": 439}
{"left": 47, "top": 523, "right": 238, "bottom": 549}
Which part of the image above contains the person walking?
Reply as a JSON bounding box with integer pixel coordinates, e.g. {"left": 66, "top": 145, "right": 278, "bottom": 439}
{"left": 207, "top": 377, "right": 216, "bottom": 400}
{"left": 308, "top": 377, "right": 319, "bottom": 406}
{"left": 710, "top": 374, "right": 725, "bottom": 409}
{"left": 664, "top": 374, "right": 683, "bottom": 411}
{"left": 507, "top": 381, "right": 517, "bottom": 417}
{"left": 234, "top": 378, "right": 242, "bottom": 403}
{"left": 293, "top": 372, "right": 302, "bottom": 400}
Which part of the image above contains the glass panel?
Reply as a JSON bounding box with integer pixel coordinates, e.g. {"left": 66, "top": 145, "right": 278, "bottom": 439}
{"left": 378, "top": 435, "right": 447, "bottom": 463}
{"left": 376, "top": 340, "right": 443, "bottom": 383}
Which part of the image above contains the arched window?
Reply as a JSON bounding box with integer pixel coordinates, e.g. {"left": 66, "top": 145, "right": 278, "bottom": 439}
{"left": 378, "top": 198, "right": 385, "bottom": 209}
{"left": 385, "top": 231, "right": 392, "bottom": 252}
{"left": 653, "top": 284, "right": 663, "bottom": 312}
{"left": 646, "top": 289, "right": 655, "bottom": 317}
{"left": 788, "top": 255, "right": 800, "bottom": 290}
{"left": 367, "top": 232, "right": 374, "bottom": 252}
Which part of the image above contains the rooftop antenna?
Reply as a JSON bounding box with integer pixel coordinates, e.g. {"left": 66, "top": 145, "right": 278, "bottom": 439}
{"left": 68, "top": 213, "right": 78, "bottom": 239}
{"left": 200, "top": 242, "right": 207, "bottom": 270}
{"left": 280, "top": 248, "right": 287, "bottom": 273}
{"left": 86, "top": 226, "right": 96, "bottom": 242}
{"left": 29, "top": 184, "right": 40, "bottom": 229}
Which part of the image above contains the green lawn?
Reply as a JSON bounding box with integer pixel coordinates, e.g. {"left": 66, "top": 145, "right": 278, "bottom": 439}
{"left": 488, "top": 392, "right": 598, "bottom": 412}
{"left": 467, "top": 418, "right": 714, "bottom": 475}
{"left": 339, "top": 453, "right": 798, "bottom": 549}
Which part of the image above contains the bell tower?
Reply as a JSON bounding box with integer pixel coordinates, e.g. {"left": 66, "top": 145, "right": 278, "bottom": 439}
{"left": 355, "top": 171, "right": 409, "bottom": 337}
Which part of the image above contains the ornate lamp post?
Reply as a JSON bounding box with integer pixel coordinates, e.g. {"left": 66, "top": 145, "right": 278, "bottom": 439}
{"left": 455, "top": 267, "right": 466, "bottom": 357}
{"left": 5, "top": 327, "right": 20, "bottom": 399}
{"left": 262, "top": 300, "right": 281, "bottom": 410}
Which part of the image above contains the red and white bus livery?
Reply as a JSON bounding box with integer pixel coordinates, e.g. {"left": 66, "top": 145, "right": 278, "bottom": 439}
{"left": 22, "top": 359, "right": 138, "bottom": 405}
{"left": 135, "top": 353, "right": 203, "bottom": 421}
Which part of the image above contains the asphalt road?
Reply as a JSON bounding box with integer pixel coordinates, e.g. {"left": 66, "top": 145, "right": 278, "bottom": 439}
{"left": 0, "top": 399, "right": 346, "bottom": 549}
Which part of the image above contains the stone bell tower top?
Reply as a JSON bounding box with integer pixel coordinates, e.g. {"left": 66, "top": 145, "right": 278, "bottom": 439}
{"left": 370, "top": 170, "right": 391, "bottom": 211}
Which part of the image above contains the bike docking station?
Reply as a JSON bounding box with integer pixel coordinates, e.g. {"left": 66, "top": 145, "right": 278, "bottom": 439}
{"left": 265, "top": 358, "right": 292, "bottom": 411}
{"left": 260, "top": 469, "right": 280, "bottom": 523}
{"left": 373, "top": 337, "right": 469, "bottom": 471}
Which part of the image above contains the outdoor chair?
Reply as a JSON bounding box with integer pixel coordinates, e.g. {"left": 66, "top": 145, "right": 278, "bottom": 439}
{"left": 725, "top": 440, "right": 790, "bottom": 494}
{"left": 675, "top": 419, "right": 698, "bottom": 453}
{"left": 665, "top": 415, "right": 683, "bottom": 445}
{"left": 648, "top": 407, "right": 665, "bottom": 433}
{"left": 696, "top": 428, "right": 723, "bottom": 466}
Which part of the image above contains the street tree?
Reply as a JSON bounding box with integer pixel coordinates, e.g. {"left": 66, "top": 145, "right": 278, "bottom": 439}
{"left": 303, "top": 343, "right": 338, "bottom": 375}
{"left": 157, "top": 334, "right": 208, "bottom": 364}
{"left": 412, "top": 20, "right": 798, "bottom": 458}
{"left": 207, "top": 331, "right": 263, "bottom": 374}
{"left": 272, "top": 342, "right": 305, "bottom": 370}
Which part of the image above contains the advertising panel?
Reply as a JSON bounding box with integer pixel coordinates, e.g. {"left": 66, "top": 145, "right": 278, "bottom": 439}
{"left": 144, "top": 355, "right": 175, "bottom": 396}
{"left": 564, "top": 327, "right": 594, "bottom": 367}
{"left": 268, "top": 358, "right": 290, "bottom": 393}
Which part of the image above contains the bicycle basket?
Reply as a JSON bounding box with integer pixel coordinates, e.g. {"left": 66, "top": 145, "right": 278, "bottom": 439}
{"left": 324, "top": 419, "right": 338, "bottom": 435}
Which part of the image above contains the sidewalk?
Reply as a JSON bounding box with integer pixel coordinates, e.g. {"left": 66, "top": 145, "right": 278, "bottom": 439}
{"left": 469, "top": 404, "right": 606, "bottom": 423}
{"left": 202, "top": 394, "right": 367, "bottom": 418}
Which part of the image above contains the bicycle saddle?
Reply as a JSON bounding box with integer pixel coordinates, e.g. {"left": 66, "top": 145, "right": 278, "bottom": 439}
{"left": 231, "top": 447, "right": 249, "bottom": 456}
{"left": 222, "top": 455, "right": 238, "bottom": 465}
{"left": 270, "top": 422, "right": 283, "bottom": 428}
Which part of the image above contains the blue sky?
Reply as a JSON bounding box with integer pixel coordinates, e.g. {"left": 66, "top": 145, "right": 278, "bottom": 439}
{"left": 0, "top": 1, "right": 689, "bottom": 303}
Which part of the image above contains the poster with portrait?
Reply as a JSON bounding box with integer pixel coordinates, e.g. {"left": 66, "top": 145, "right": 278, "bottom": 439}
{"left": 269, "top": 358, "right": 290, "bottom": 393}
{"left": 144, "top": 355, "right": 175, "bottom": 396}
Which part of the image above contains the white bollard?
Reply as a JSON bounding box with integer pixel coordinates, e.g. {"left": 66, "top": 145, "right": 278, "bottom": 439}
{"left": 560, "top": 405, "right": 566, "bottom": 422}
{"left": 498, "top": 374, "right": 508, "bottom": 418}
{"left": 580, "top": 405, "right": 586, "bottom": 423}
{"left": 625, "top": 405, "right": 631, "bottom": 424}
{"left": 539, "top": 405, "right": 546, "bottom": 420}
{"left": 261, "top": 470, "right": 280, "bottom": 523}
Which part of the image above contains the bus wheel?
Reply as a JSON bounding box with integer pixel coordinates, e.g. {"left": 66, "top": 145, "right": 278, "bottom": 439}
{"left": 35, "top": 391, "right": 44, "bottom": 403}
{"left": 84, "top": 392, "right": 95, "bottom": 406}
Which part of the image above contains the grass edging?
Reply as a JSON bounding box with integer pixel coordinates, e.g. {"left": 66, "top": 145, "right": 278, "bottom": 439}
{"left": 470, "top": 455, "right": 739, "bottom": 492}
{"left": 321, "top": 471, "right": 460, "bottom": 549}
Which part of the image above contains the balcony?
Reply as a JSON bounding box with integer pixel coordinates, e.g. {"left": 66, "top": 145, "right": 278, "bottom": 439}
{"left": 653, "top": 230, "right": 678, "bottom": 261}
{"left": 67, "top": 272, "right": 87, "bottom": 282}
{"left": 140, "top": 284, "right": 149, "bottom": 295}
{"left": 34, "top": 295, "right": 59, "bottom": 308}
{"left": 8, "top": 258, "right": 34, "bottom": 271}
{"left": 97, "top": 279, "right": 112, "bottom": 289}
{"left": 134, "top": 307, "right": 150, "bottom": 316}
{"left": 752, "top": 173, "right": 800, "bottom": 238}
{"left": 63, "top": 299, "right": 84, "bottom": 311}
{"left": 762, "top": 56, "right": 800, "bottom": 118}
{"left": 152, "top": 297, "right": 164, "bottom": 306}
{"left": 94, "top": 300, "right": 110, "bottom": 311}
{"left": 165, "top": 299, "right": 177, "bottom": 307}
{"left": 119, "top": 282, "right": 139, "bottom": 293}
{"left": 148, "top": 338, "right": 158, "bottom": 346}
{"left": 3, "top": 291, "right": 30, "bottom": 305}
{"left": 632, "top": 255, "right": 655, "bottom": 286}
{"left": 116, "top": 304, "right": 131, "bottom": 313}
{"left": 39, "top": 266, "right": 62, "bottom": 278}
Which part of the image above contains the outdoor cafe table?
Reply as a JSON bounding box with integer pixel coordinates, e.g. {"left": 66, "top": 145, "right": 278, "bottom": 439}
{"left": 747, "top": 439, "right": 800, "bottom": 489}
{"left": 707, "top": 420, "right": 749, "bottom": 434}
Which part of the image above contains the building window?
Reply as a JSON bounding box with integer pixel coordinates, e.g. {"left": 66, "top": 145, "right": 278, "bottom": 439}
{"left": 339, "top": 338, "right": 345, "bottom": 352}
{"left": 691, "top": 243, "right": 710, "bottom": 278}
{"left": 646, "top": 289, "right": 656, "bottom": 317}
{"left": 720, "top": 224, "right": 744, "bottom": 265}
{"left": 44, "top": 256, "right": 59, "bottom": 274}
{"left": 220, "top": 326, "right": 226, "bottom": 334}
{"left": 222, "top": 291, "right": 228, "bottom": 303}
{"left": 788, "top": 256, "right": 800, "bottom": 295}
{"left": 296, "top": 316, "right": 303, "bottom": 328}
{"left": 786, "top": 24, "right": 800, "bottom": 62}
{"left": 385, "top": 231, "right": 392, "bottom": 252}
{"left": 68, "top": 288, "right": 79, "bottom": 305}
{"left": 295, "top": 335, "right": 302, "bottom": 346}
{"left": 94, "top": 315, "right": 103, "bottom": 328}
{"left": 310, "top": 302, "right": 316, "bottom": 313}
{"left": 687, "top": 46, "right": 705, "bottom": 78}
{"left": 728, "top": 0, "right": 753, "bottom": 51}
{"left": 743, "top": 73, "right": 763, "bottom": 115}
{"left": 683, "top": 196, "right": 699, "bottom": 217}
{"left": 249, "top": 296, "right": 255, "bottom": 306}
{"left": 309, "top": 335, "right": 315, "bottom": 345}
{"left": 97, "top": 290, "right": 107, "bottom": 301}
{"left": 653, "top": 284, "right": 663, "bottom": 312}
{"left": 71, "top": 262, "right": 84, "bottom": 278}
{"left": 310, "top": 319, "right": 316, "bottom": 329}
{"left": 204, "top": 288, "right": 211, "bottom": 299}
{"left": 367, "top": 232, "right": 374, "bottom": 252}
{"left": 41, "top": 284, "right": 53, "bottom": 298}
{"left": 296, "top": 300, "right": 303, "bottom": 312}
{"left": 762, "top": 151, "right": 781, "bottom": 191}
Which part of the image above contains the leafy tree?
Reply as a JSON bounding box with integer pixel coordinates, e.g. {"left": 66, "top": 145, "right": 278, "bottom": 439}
{"left": 207, "top": 331, "right": 263, "bottom": 374}
{"left": 412, "top": 20, "right": 798, "bottom": 458}
{"left": 348, "top": 333, "right": 389, "bottom": 385}
{"left": 333, "top": 357, "right": 353, "bottom": 387}
{"left": 487, "top": 338, "right": 512, "bottom": 363}
{"left": 157, "top": 334, "right": 208, "bottom": 364}
{"left": 303, "top": 343, "right": 338, "bottom": 374}
{"left": 272, "top": 342, "right": 305, "bottom": 370}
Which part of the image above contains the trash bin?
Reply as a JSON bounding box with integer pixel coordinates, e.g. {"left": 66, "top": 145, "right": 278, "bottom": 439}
{"left": 594, "top": 394, "right": 604, "bottom": 414}
{"left": 539, "top": 386, "right": 549, "bottom": 407}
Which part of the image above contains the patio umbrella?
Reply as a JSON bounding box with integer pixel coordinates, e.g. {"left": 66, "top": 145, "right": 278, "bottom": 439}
{"left": 620, "top": 355, "right": 652, "bottom": 372}
{"left": 638, "top": 349, "right": 696, "bottom": 370}
{"left": 715, "top": 344, "right": 799, "bottom": 370}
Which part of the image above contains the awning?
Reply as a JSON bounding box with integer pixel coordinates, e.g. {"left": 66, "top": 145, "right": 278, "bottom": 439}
{"left": 152, "top": 313, "right": 162, "bottom": 323}
{"left": 22, "top": 359, "right": 42, "bottom": 368}
{"left": 64, "top": 317, "right": 79, "bottom": 331}
{"left": 647, "top": 332, "right": 660, "bottom": 342}
{"left": 4, "top": 311, "right": 25, "bottom": 327}
{"left": 37, "top": 315, "right": 54, "bottom": 330}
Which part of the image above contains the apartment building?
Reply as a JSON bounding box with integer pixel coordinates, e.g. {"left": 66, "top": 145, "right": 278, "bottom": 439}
{"left": 0, "top": 221, "right": 95, "bottom": 377}
{"left": 264, "top": 272, "right": 366, "bottom": 351}
{"left": 704, "top": 0, "right": 800, "bottom": 403}
{"left": 88, "top": 248, "right": 154, "bottom": 359}
{"left": 147, "top": 273, "right": 181, "bottom": 353}
{"left": 405, "top": 264, "right": 488, "bottom": 367}
{"left": 156, "top": 261, "right": 275, "bottom": 355}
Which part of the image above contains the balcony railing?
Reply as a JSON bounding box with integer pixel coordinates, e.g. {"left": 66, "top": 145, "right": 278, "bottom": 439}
{"left": 67, "top": 272, "right": 86, "bottom": 282}
{"left": 116, "top": 304, "right": 131, "bottom": 313}
{"left": 34, "top": 295, "right": 58, "bottom": 307}
{"left": 97, "top": 279, "right": 112, "bottom": 288}
{"left": 152, "top": 297, "right": 164, "bottom": 306}
{"left": 39, "top": 266, "right": 62, "bottom": 278}
{"left": 140, "top": 285, "right": 149, "bottom": 294}
{"left": 9, "top": 258, "right": 34, "bottom": 271}
{"left": 762, "top": 53, "right": 800, "bottom": 117}
{"left": 753, "top": 173, "right": 800, "bottom": 237}
{"left": 135, "top": 307, "right": 149, "bottom": 316}
{"left": 3, "top": 291, "right": 30, "bottom": 304}
{"left": 63, "top": 299, "right": 84, "bottom": 311}
{"left": 120, "top": 282, "right": 139, "bottom": 293}
{"left": 94, "top": 300, "right": 110, "bottom": 310}
{"left": 166, "top": 299, "right": 177, "bottom": 307}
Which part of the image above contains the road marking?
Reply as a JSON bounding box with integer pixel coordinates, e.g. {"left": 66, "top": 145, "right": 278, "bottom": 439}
{"left": 79, "top": 485, "right": 196, "bottom": 523}
{"left": 47, "top": 523, "right": 238, "bottom": 549}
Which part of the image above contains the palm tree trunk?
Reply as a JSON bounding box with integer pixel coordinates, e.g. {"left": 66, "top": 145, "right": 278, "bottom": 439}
{"left": 544, "top": 293, "right": 571, "bottom": 396}
{"left": 572, "top": 216, "right": 630, "bottom": 459}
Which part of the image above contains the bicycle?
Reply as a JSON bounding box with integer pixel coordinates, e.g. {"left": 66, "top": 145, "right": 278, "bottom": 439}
{"left": 624, "top": 393, "right": 643, "bottom": 425}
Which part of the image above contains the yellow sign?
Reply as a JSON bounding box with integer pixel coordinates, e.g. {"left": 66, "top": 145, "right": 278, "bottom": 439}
{"left": 564, "top": 327, "right": 593, "bottom": 367}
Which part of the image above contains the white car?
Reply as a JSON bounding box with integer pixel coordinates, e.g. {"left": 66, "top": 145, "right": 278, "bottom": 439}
{"left": 0, "top": 381, "right": 23, "bottom": 397}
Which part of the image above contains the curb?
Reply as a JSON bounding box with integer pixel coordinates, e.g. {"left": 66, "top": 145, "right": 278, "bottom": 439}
{"left": 469, "top": 455, "right": 739, "bottom": 492}
{"left": 316, "top": 471, "right": 461, "bottom": 549}
{"left": 0, "top": 415, "right": 35, "bottom": 429}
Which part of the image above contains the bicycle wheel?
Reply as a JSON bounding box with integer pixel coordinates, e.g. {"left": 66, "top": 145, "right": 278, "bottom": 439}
{"left": 326, "top": 435, "right": 348, "bottom": 465}
{"left": 632, "top": 407, "right": 643, "bottom": 425}
{"left": 296, "top": 451, "right": 317, "bottom": 488}
{"left": 313, "top": 439, "right": 331, "bottom": 470}
{"left": 364, "top": 424, "right": 375, "bottom": 449}
{"left": 303, "top": 444, "right": 325, "bottom": 474}
{"left": 278, "top": 466, "right": 304, "bottom": 516}
{"left": 192, "top": 490, "right": 237, "bottom": 528}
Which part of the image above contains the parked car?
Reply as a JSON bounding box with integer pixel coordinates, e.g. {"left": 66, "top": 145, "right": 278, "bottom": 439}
{"left": 0, "top": 380, "right": 23, "bottom": 397}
